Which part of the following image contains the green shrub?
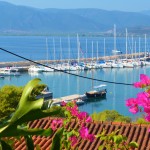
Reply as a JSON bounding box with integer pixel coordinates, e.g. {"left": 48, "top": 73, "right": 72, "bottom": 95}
{"left": 91, "top": 110, "right": 131, "bottom": 123}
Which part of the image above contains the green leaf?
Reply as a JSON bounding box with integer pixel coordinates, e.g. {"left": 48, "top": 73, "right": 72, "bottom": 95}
{"left": 113, "top": 135, "right": 123, "bottom": 144}
{"left": 98, "top": 145, "right": 104, "bottom": 150}
{"left": 0, "top": 140, "right": 12, "bottom": 150}
{"left": 129, "top": 141, "right": 138, "bottom": 148}
{"left": 0, "top": 109, "right": 60, "bottom": 137}
{"left": 24, "top": 135, "right": 34, "bottom": 150}
{"left": 10, "top": 78, "right": 44, "bottom": 123}
{"left": 51, "top": 128, "right": 64, "bottom": 150}
{"left": 0, "top": 127, "right": 53, "bottom": 138}
{"left": 35, "top": 145, "right": 41, "bottom": 150}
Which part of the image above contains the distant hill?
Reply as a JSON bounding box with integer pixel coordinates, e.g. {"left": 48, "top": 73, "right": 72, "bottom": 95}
{"left": 1, "top": 1, "right": 150, "bottom": 35}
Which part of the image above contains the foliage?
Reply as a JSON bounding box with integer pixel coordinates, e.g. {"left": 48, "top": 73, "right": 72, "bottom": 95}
{"left": 0, "top": 83, "right": 47, "bottom": 121}
{"left": 134, "top": 117, "right": 150, "bottom": 124}
{"left": 0, "top": 78, "right": 62, "bottom": 149}
{"left": 96, "top": 129, "right": 138, "bottom": 150}
{"left": 91, "top": 110, "right": 131, "bottom": 123}
{"left": 0, "top": 85, "right": 23, "bottom": 120}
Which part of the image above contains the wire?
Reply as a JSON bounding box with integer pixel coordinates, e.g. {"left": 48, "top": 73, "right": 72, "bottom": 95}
{"left": 0, "top": 47, "right": 133, "bottom": 86}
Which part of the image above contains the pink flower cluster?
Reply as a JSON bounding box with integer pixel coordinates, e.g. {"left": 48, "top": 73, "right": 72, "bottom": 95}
{"left": 61, "top": 100, "right": 95, "bottom": 146}
{"left": 134, "top": 74, "right": 150, "bottom": 88}
{"left": 61, "top": 101, "right": 92, "bottom": 123}
{"left": 79, "top": 126, "right": 95, "bottom": 142}
{"left": 126, "top": 74, "right": 150, "bottom": 122}
{"left": 51, "top": 118, "right": 63, "bottom": 131}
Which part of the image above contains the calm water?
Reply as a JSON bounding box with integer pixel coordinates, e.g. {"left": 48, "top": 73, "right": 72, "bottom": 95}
{"left": 0, "top": 35, "right": 149, "bottom": 62}
{"left": 0, "top": 36, "right": 149, "bottom": 120}
{"left": 0, "top": 66, "right": 149, "bottom": 120}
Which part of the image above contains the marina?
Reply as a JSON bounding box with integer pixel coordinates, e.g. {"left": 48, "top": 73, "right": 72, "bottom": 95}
{"left": 0, "top": 35, "right": 150, "bottom": 120}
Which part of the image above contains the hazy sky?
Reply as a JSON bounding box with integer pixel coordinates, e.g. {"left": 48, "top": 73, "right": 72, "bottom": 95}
{"left": 2, "top": 0, "right": 150, "bottom": 12}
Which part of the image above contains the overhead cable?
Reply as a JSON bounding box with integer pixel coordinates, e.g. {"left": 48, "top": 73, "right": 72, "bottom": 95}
{"left": 0, "top": 47, "right": 133, "bottom": 86}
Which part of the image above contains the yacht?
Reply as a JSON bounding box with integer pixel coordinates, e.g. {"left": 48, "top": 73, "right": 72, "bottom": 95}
{"left": 28, "top": 65, "right": 44, "bottom": 72}
{"left": 0, "top": 67, "right": 20, "bottom": 76}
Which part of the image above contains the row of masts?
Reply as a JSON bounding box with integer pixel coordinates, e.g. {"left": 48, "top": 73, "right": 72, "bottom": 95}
{"left": 45, "top": 30, "right": 149, "bottom": 65}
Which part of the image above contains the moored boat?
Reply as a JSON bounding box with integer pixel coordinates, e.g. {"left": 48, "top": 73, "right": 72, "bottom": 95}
{"left": 86, "top": 84, "right": 107, "bottom": 99}
{"left": 28, "top": 65, "right": 44, "bottom": 72}
{"left": 36, "top": 86, "right": 53, "bottom": 100}
{"left": 0, "top": 67, "right": 20, "bottom": 76}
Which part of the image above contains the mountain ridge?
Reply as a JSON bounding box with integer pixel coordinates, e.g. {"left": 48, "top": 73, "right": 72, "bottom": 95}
{"left": 1, "top": 1, "right": 150, "bottom": 35}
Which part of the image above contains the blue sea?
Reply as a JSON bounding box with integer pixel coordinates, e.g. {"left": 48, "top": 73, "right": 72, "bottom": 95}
{"left": 0, "top": 35, "right": 149, "bottom": 120}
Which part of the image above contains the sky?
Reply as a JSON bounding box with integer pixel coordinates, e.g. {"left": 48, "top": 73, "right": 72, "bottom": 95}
{"left": 2, "top": 0, "right": 150, "bottom": 12}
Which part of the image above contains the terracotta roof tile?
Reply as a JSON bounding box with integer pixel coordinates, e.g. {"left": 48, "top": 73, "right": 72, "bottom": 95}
{"left": 13, "top": 117, "right": 150, "bottom": 150}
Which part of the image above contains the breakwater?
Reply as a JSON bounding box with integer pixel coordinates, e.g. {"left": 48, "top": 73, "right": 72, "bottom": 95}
{"left": 0, "top": 52, "right": 145, "bottom": 68}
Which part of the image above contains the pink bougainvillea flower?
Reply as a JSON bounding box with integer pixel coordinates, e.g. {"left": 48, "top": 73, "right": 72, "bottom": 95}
{"left": 126, "top": 98, "right": 137, "bottom": 107}
{"left": 79, "top": 126, "right": 89, "bottom": 139}
{"left": 61, "top": 101, "right": 67, "bottom": 106}
{"left": 145, "top": 114, "right": 150, "bottom": 122}
{"left": 87, "top": 134, "right": 95, "bottom": 142}
{"left": 70, "top": 105, "right": 79, "bottom": 117}
{"left": 51, "top": 119, "right": 63, "bottom": 131}
{"left": 129, "top": 106, "right": 139, "bottom": 114}
{"left": 69, "top": 135, "right": 78, "bottom": 146}
{"left": 86, "top": 116, "right": 92, "bottom": 123}
{"left": 134, "top": 74, "right": 150, "bottom": 88}
{"left": 79, "top": 125, "right": 94, "bottom": 142}
{"left": 140, "top": 74, "right": 150, "bottom": 82}
{"left": 127, "top": 74, "right": 150, "bottom": 126}
{"left": 144, "top": 106, "right": 150, "bottom": 114}
{"left": 77, "top": 112, "right": 87, "bottom": 120}
{"left": 134, "top": 82, "right": 143, "bottom": 88}
{"left": 148, "top": 128, "right": 150, "bottom": 132}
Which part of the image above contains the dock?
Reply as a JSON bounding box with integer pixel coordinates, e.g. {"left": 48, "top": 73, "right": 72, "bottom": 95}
{"left": 0, "top": 52, "right": 145, "bottom": 68}
{"left": 52, "top": 94, "right": 87, "bottom": 105}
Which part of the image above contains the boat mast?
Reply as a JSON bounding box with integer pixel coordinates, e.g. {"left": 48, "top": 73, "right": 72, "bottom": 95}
{"left": 53, "top": 38, "right": 56, "bottom": 63}
{"left": 86, "top": 38, "right": 87, "bottom": 62}
{"left": 125, "top": 28, "right": 128, "bottom": 59}
{"left": 77, "top": 34, "right": 80, "bottom": 64}
{"left": 134, "top": 41, "right": 136, "bottom": 59}
{"left": 46, "top": 37, "right": 49, "bottom": 64}
{"left": 60, "top": 37, "right": 62, "bottom": 65}
{"left": 96, "top": 41, "right": 99, "bottom": 61}
{"left": 131, "top": 35, "right": 133, "bottom": 59}
{"left": 104, "top": 38, "right": 106, "bottom": 58}
{"left": 68, "top": 35, "right": 70, "bottom": 63}
{"left": 139, "top": 37, "right": 140, "bottom": 58}
{"left": 145, "top": 34, "right": 147, "bottom": 58}
{"left": 114, "top": 24, "right": 117, "bottom": 51}
{"left": 92, "top": 41, "right": 93, "bottom": 62}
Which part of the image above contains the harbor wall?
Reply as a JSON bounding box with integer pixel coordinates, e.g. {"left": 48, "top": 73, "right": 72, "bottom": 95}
{"left": 0, "top": 52, "right": 145, "bottom": 68}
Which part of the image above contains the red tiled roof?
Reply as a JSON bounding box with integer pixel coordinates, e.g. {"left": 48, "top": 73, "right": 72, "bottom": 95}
{"left": 14, "top": 117, "right": 150, "bottom": 150}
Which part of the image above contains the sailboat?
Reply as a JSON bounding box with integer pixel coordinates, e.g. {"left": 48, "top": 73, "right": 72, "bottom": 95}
{"left": 99, "top": 38, "right": 112, "bottom": 68}
{"left": 42, "top": 38, "right": 54, "bottom": 72}
{"left": 111, "top": 24, "right": 123, "bottom": 68}
{"left": 67, "top": 35, "right": 77, "bottom": 71}
{"left": 76, "top": 34, "right": 85, "bottom": 70}
{"left": 122, "top": 29, "right": 134, "bottom": 68}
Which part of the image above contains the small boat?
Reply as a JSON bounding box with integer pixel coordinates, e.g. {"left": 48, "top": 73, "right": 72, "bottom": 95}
{"left": 86, "top": 84, "right": 107, "bottom": 99}
{"left": 28, "top": 65, "right": 43, "bottom": 72}
{"left": 36, "top": 86, "right": 53, "bottom": 100}
{"left": 75, "top": 99, "right": 85, "bottom": 105}
{"left": 0, "top": 67, "right": 20, "bottom": 76}
{"left": 42, "top": 66, "right": 54, "bottom": 72}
